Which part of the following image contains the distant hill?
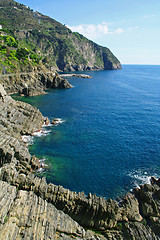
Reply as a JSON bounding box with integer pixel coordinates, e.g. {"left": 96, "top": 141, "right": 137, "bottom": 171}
{"left": 0, "top": 0, "right": 122, "bottom": 73}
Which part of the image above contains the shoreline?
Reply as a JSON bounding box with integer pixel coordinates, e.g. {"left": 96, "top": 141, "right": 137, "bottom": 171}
{"left": 21, "top": 116, "right": 64, "bottom": 172}
{"left": 0, "top": 84, "right": 160, "bottom": 239}
{"left": 13, "top": 84, "right": 159, "bottom": 196}
{"left": 26, "top": 114, "right": 154, "bottom": 199}
{"left": 60, "top": 73, "right": 92, "bottom": 78}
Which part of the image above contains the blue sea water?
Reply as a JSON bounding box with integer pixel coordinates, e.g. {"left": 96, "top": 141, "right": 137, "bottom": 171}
{"left": 17, "top": 65, "right": 160, "bottom": 199}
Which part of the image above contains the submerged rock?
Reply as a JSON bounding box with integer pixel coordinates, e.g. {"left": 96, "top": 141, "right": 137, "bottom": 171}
{"left": 51, "top": 118, "right": 62, "bottom": 125}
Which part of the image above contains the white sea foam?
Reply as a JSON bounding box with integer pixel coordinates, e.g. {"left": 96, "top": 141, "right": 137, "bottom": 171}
{"left": 55, "top": 118, "right": 65, "bottom": 124}
{"left": 37, "top": 167, "right": 45, "bottom": 173}
{"left": 51, "top": 118, "right": 66, "bottom": 125}
{"left": 128, "top": 170, "right": 151, "bottom": 189}
{"left": 22, "top": 116, "right": 65, "bottom": 174}
{"left": 133, "top": 174, "right": 151, "bottom": 188}
{"left": 21, "top": 135, "right": 34, "bottom": 145}
{"left": 36, "top": 158, "right": 48, "bottom": 173}
{"left": 39, "top": 158, "right": 46, "bottom": 163}
{"left": 32, "top": 129, "right": 51, "bottom": 137}
{"left": 42, "top": 117, "right": 65, "bottom": 127}
{"left": 42, "top": 122, "right": 52, "bottom": 127}
{"left": 41, "top": 163, "right": 48, "bottom": 167}
{"left": 39, "top": 158, "right": 48, "bottom": 167}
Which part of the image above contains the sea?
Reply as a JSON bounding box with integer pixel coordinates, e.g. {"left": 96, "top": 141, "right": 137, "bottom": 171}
{"left": 16, "top": 65, "right": 160, "bottom": 199}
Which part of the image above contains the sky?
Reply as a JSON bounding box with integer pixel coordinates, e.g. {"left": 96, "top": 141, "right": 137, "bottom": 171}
{"left": 18, "top": 0, "right": 160, "bottom": 65}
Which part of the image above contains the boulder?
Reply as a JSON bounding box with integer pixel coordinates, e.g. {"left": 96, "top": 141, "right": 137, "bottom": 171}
{"left": 51, "top": 118, "right": 61, "bottom": 125}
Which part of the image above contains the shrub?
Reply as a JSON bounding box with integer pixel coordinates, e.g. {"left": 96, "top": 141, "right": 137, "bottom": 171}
{"left": 4, "top": 36, "right": 18, "bottom": 48}
{"left": 30, "top": 52, "right": 38, "bottom": 60}
{"left": 30, "top": 52, "right": 41, "bottom": 64}
{"left": 0, "top": 45, "right": 7, "bottom": 54}
{"left": 16, "top": 47, "right": 30, "bottom": 60}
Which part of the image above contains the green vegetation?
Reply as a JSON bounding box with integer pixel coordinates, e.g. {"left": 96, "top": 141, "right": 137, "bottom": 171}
{"left": 95, "top": 52, "right": 104, "bottom": 67}
{"left": 141, "top": 218, "right": 147, "bottom": 226}
{"left": 116, "top": 222, "right": 123, "bottom": 231}
{"left": 2, "top": 35, "right": 18, "bottom": 47}
{"left": 84, "top": 227, "right": 104, "bottom": 235}
{"left": 15, "top": 47, "right": 29, "bottom": 60}
{"left": 0, "top": 33, "right": 43, "bottom": 73}
{"left": 0, "top": 0, "right": 121, "bottom": 73}
{"left": 4, "top": 215, "right": 8, "bottom": 223}
{"left": 30, "top": 52, "right": 42, "bottom": 63}
{"left": 72, "top": 32, "right": 86, "bottom": 42}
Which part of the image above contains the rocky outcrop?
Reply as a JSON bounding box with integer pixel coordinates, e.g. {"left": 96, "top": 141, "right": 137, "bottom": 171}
{"left": 1, "top": 163, "right": 160, "bottom": 239}
{"left": 0, "top": 180, "right": 86, "bottom": 240}
{"left": 0, "top": 164, "right": 120, "bottom": 230}
{"left": 60, "top": 73, "right": 92, "bottom": 78}
{"left": 134, "top": 178, "right": 160, "bottom": 237}
{"left": 0, "top": 84, "right": 160, "bottom": 239}
{"left": 0, "top": 71, "right": 72, "bottom": 96}
{"left": 0, "top": 84, "right": 43, "bottom": 169}
{"left": 69, "top": 34, "right": 122, "bottom": 71}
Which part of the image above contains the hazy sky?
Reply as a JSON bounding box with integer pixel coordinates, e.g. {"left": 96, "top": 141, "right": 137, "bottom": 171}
{"left": 18, "top": 0, "right": 160, "bottom": 65}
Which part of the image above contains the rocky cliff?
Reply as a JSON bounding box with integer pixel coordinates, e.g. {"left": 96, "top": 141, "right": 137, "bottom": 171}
{"left": 0, "top": 85, "right": 160, "bottom": 240}
{"left": 0, "top": 0, "right": 121, "bottom": 72}
{"left": 0, "top": 71, "right": 72, "bottom": 96}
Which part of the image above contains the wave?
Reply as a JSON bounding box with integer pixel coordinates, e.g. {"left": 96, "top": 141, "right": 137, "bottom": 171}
{"left": 42, "top": 117, "right": 66, "bottom": 127}
{"left": 39, "top": 158, "right": 48, "bottom": 166}
{"left": 32, "top": 129, "right": 51, "bottom": 137}
{"left": 54, "top": 118, "right": 65, "bottom": 124}
{"left": 21, "top": 135, "right": 34, "bottom": 145}
{"left": 42, "top": 122, "right": 52, "bottom": 127}
{"left": 51, "top": 118, "right": 66, "bottom": 125}
{"left": 37, "top": 158, "right": 48, "bottom": 173}
{"left": 37, "top": 167, "right": 45, "bottom": 173}
{"left": 128, "top": 170, "right": 155, "bottom": 189}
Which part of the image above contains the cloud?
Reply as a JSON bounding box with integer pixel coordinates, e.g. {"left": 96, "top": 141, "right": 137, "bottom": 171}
{"left": 67, "top": 23, "right": 124, "bottom": 40}
{"left": 114, "top": 28, "right": 124, "bottom": 34}
{"left": 143, "top": 14, "right": 155, "bottom": 18}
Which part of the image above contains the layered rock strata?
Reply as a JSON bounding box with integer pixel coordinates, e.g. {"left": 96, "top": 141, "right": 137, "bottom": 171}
{"left": 0, "top": 181, "right": 86, "bottom": 240}
{"left": 0, "top": 71, "right": 72, "bottom": 96}
{"left": 0, "top": 83, "right": 43, "bottom": 169}
{"left": 0, "top": 84, "right": 160, "bottom": 239}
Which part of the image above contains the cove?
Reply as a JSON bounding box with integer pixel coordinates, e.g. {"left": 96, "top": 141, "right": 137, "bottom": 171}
{"left": 15, "top": 65, "right": 160, "bottom": 199}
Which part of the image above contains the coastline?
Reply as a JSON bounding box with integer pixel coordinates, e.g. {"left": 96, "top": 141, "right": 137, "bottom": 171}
{"left": 60, "top": 73, "right": 92, "bottom": 79}
{"left": 0, "top": 83, "right": 160, "bottom": 239}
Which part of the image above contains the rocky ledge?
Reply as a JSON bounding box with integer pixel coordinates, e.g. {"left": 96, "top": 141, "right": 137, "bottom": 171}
{"left": 0, "top": 71, "right": 72, "bottom": 96}
{"left": 60, "top": 73, "right": 92, "bottom": 79}
{"left": 0, "top": 84, "right": 160, "bottom": 240}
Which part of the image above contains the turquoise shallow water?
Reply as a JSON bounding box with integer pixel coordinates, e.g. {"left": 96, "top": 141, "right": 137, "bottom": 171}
{"left": 16, "top": 65, "right": 160, "bottom": 199}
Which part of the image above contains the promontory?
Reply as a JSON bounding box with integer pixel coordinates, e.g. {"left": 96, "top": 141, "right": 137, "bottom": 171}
{"left": 1, "top": 0, "right": 160, "bottom": 240}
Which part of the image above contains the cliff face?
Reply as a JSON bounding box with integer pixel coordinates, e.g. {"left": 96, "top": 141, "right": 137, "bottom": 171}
{"left": 0, "top": 85, "right": 160, "bottom": 240}
{"left": 69, "top": 33, "right": 122, "bottom": 71}
{"left": 0, "top": 0, "right": 121, "bottom": 72}
{"left": 0, "top": 71, "right": 72, "bottom": 96}
{"left": 0, "top": 84, "right": 44, "bottom": 169}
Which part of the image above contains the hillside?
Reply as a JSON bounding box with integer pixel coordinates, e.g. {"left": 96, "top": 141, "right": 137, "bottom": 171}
{"left": 0, "top": 0, "right": 121, "bottom": 73}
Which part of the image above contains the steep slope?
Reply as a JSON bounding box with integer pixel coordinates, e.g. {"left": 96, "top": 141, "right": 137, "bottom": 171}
{"left": 0, "top": 0, "right": 121, "bottom": 72}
